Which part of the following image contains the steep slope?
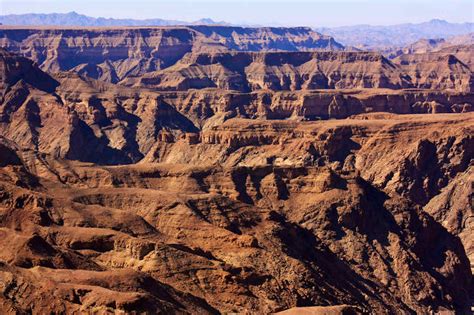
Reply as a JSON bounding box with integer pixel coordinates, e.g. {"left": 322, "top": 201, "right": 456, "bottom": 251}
{"left": 0, "top": 48, "right": 59, "bottom": 95}
{"left": 160, "top": 88, "right": 474, "bottom": 125}
{"left": 0, "top": 26, "right": 343, "bottom": 84}
{"left": 0, "top": 50, "right": 472, "bottom": 166}
{"left": 128, "top": 50, "right": 474, "bottom": 92}
{"left": 385, "top": 34, "right": 474, "bottom": 71}
{"left": 389, "top": 38, "right": 447, "bottom": 56}
{"left": 141, "top": 113, "right": 474, "bottom": 307}
{"left": 0, "top": 114, "right": 471, "bottom": 313}
{"left": 188, "top": 26, "right": 344, "bottom": 51}
{"left": 0, "top": 137, "right": 218, "bottom": 314}
{"left": 424, "top": 167, "right": 473, "bottom": 267}
{"left": 2, "top": 26, "right": 471, "bottom": 92}
{"left": 127, "top": 51, "right": 412, "bottom": 91}
{"left": 436, "top": 45, "right": 474, "bottom": 71}
{"left": 393, "top": 53, "right": 473, "bottom": 92}
{"left": 0, "top": 27, "right": 227, "bottom": 83}
{"left": 387, "top": 33, "right": 474, "bottom": 57}
{"left": 0, "top": 38, "right": 472, "bottom": 314}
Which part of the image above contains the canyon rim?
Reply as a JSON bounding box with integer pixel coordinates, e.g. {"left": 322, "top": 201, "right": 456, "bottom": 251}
{"left": 0, "top": 2, "right": 473, "bottom": 314}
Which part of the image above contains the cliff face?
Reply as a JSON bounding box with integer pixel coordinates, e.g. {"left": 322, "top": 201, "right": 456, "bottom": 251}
{"left": 424, "top": 166, "right": 473, "bottom": 266}
{"left": 0, "top": 40, "right": 472, "bottom": 314}
{"left": 161, "top": 89, "right": 474, "bottom": 124}
{"left": 0, "top": 27, "right": 219, "bottom": 83}
{"left": 437, "top": 45, "right": 474, "bottom": 71}
{"left": 1, "top": 26, "right": 472, "bottom": 92}
{"left": 385, "top": 34, "right": 474, "bottom": 71}
{"left": 1, "top": 58, "right": 471, "bottom": 165}
{"left": 128, "top": 51, "right": 414, "bottom": 91}
{"left": 0, "top": 48, "right": 59, "bottom": 95}
{"left": 0, "top": 113, "right": 471, "bottom": 314}
{"left": 188, "top": 26, "right": 345, "bottom": 51}
{"left": 128, "top": 51, "right": 473, "bottom": 92}
{"left": 394, "top": 53, "right": 473, "bottom": 92}
{"left": 0, "top": 26, "right": 343, "bottom": 83}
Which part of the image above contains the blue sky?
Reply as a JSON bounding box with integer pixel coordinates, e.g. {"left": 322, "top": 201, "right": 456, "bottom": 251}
{"left": 0, "top": 0, "right": 472, "bottom": 27}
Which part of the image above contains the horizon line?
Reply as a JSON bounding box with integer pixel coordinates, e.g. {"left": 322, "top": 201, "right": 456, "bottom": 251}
{"left": 1, "top": 11, "right": 473, "bottom": 28}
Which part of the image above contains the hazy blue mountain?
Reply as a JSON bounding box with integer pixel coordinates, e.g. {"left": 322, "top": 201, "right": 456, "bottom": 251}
{"left": 316, "top": 19, "right": 474, "bottom": 48}
{"left": 0, "top": 11, "right": 228, "bottom": 27}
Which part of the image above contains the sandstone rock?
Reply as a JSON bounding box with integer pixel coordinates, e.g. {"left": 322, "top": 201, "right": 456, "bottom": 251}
{"left": 394, "top": 53, "right": 473, "bottom": 92}
{"left": 188, "top": 26, "right": 344, "bottom": 52}
{"left": 0, "top": 32, "right": 471, "bottom": 314}
{"left": 0, "top": 26, "right": 342, "bottom": 83}
{"left": 130, "top": 51, "right": 414, "bottom": 91}
{"left": 0, "top": 112, "right": 472, "bottom": 313}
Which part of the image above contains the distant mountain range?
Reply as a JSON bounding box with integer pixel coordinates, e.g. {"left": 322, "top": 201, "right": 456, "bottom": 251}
{"left": 0, "top": 11, "right": 229, "bottom": 27}
{"left": 316, "top": 19, "right": 474, "bottom": 48}
{"left": 1, "top": 12, "right": 473, "bottom": 50}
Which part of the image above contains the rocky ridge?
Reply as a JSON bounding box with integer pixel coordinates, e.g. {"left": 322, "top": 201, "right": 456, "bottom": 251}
{"left": 0, "top": 49, "right": 472, "bottom": 166}
{"left": 127, "top": 51, "right": 473, "bottom": 92}
{"left": 0, "top": 37, "right": 472, "bottom": 314}
{"left": 0, "top": 112, "right": 472, "bottom": 313}
{"left": 0, "top": 26, "right": 343, "bottom": 83}
{"left": 1, "top": 26, "right": 472, "bottom": 94}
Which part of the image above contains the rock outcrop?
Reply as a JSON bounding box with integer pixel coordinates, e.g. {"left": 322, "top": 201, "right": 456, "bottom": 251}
{"left": 1, "top": 26, "right": 472, "bottom": 93}
{"left": 0, "top": 26, "right": 343, "bottom": 83}
{"left": 128, "top": 50, "right": 473, "bottom": 92}
{"left": 0, "top": 113, "right": 472, "bottom": 313}
{"left": 424, "top": 166, "right": 473, "bottom": 269}
{"left": 0, "top": 37, "right": 472, "bottom": 314}
{"left": 0, "top": 51, "right": 472, "bottom": 165}
{"left": 0, "top": 27, "right": 230, "bottom": 83}
{"left": 394, "top": 53, "right": 473, "bottom": 92}
{"left": 188, "top": 26, "right": 344, "bottom": 51}
{"left": 0, "top": 48, "right": 59, "bottom": 95}
{"left": 385, "top": 34, "right": 474, "bottom": 71}
{"left": 127, "top": 51, "right": 414, "bottom": 91}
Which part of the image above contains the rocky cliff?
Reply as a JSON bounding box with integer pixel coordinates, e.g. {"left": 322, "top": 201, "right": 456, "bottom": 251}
{"left": 127, "top": 51, "right": 413, "bottom": 91}
{"left": 0, "top": 26, "right": 343, "bottom": 83}
{"left": 0, "top": 40, "right": 472, "bottom": 314}
{"left": 0, "top": 51, "right": 472, "bottom": 165}
{"left": 128, "top": 51, "right": 473, "bottom": 92}
{"left": 0, "top": 27, "right": 227, "bottom": 83}
{"left": 1, "top": 26, "right": 472, "bottom": 93}
{"left": 0, "top": 112, "right": 471, "bottom": 313}
{"left": 393, "top": 53, "right": 473, "bottom": 91}
{"left": 188, "top": 26, "right": 344, "bottom": 51}
{"left": 384, "top": 33, "right": 474, "bottom": 70}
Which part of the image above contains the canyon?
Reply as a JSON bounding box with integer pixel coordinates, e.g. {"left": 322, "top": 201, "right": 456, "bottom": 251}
{"left": 0, "top": 25, "right": 472, "bottom": 314}
{"left": 0, "top": 26, "right": 342, "bottom": 84}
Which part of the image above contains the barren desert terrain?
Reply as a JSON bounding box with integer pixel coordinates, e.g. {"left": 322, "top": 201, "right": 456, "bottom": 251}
{"left": 0, "top": 24, "right": 472, "bottom": 314}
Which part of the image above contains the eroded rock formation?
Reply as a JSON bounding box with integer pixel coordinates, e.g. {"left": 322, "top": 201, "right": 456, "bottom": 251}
{"left": 0, "top": 112, "right": 472, "bottom": 313}
{"left": 0, "top": 36, "right": 472, "bottom": 314}
{"left": 0, "top": 26, "right": 343, "bottom": 83}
